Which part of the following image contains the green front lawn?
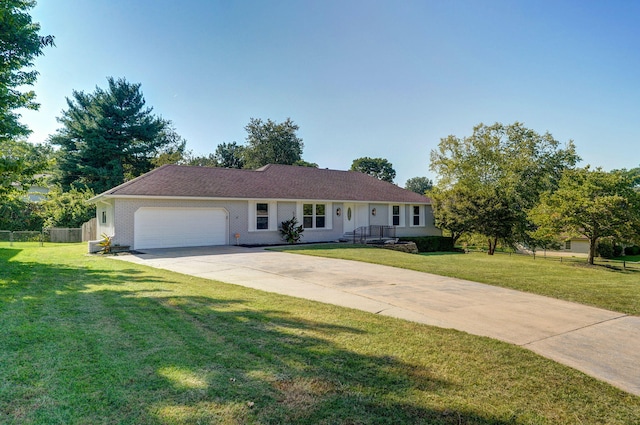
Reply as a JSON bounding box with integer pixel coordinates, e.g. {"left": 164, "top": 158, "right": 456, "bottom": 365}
{"left": 276, "top": 244, "right": 640, "bottom": 315}
{"left": 617, "top": 254, "right": 640, "bottom": 262}
{"left": 1, "top": 244, "right": 638, "bottom": 424}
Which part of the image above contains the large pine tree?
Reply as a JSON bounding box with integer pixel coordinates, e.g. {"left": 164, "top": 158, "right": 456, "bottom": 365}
{"left": 50, "top": 77, "right": 178, "bottom": 194}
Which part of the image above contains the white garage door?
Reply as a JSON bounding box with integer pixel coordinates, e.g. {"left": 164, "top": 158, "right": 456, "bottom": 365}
{"left": 134, "top": 207, "right": 228, "bottom": 249}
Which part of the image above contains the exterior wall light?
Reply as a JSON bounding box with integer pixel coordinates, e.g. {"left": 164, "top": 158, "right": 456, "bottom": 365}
{"left": 371, "top": 208, "right": 377, "bottom": 216}
{"left": 336, "top": 207, "right": 342, "bottom": 216}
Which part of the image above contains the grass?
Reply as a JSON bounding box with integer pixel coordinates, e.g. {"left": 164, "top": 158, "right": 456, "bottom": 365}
{"left": 1, "top": 244, "right": 639, "bottom": 424}
{"left": 275, "top": 244, "right": 640, "bottom": 315}
{"left": 616, "top": 254, "right": 640, "bottom": 262}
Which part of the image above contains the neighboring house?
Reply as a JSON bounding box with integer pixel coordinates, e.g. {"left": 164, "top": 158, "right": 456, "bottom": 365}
{"left": 26, "top": 184, "right": 49, "bottom": 202}
{"left": 88, "top": 164, "right": 441, "bottom": 250}
{"left": 521, "top": 236, "right": 591, "bottom": 256}
{"left": 11, "top": 174, "right": 50, "bottom": 202}
{"left": 556, "top": 236, "right": 590, "bottom": 255}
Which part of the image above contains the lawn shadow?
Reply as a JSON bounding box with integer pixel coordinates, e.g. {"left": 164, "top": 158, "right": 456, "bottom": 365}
{"left": 0, "top": 248, "right": 22, "bottom": 262}
{"left": 1, "top": 249, "right": 519, "bottom": 424}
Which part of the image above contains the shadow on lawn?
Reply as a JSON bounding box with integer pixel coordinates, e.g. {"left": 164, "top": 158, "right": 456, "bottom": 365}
{"left": 1, "top": 251, "right": 516, "bottom": 425}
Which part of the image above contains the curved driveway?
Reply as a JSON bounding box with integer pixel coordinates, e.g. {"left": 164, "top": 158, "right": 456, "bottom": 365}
{"left": 114, "top": 246, "right": 640, "bottom": 396}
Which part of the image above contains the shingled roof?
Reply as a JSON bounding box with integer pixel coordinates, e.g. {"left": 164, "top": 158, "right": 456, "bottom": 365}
{"left": 91, "top": 164, "right": 431, "bottom": 204}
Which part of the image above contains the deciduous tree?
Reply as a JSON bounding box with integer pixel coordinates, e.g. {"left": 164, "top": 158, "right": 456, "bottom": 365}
{"left": 214, "top": 142, "right": 245, "bottom": 169}
{"left": 293, "top": 159, "right": 318, "bottom": 168}
{"left": 0, "top": 0, "right": 54, "bottom": 201}
{"left": 405, "top": 176, "right": 433, "bottom": 194}
{"left": 151, "top": 128, "right": 188, "bottom": 167}
{"left": 0, "top": 0, "right": 54, "bottom": 142}
{"left": 529, "top": 167, "right": 640, "bottom": 264}
{"left": 243, "top": 118, "right": 303, "bottom": 169}
{"left": 429, "top": 186, "right": 474, "bottom": 246}
{"left": 0, "top": 194, "right": 44, "bottom": 230}
{"left": 0, "top": 139, "right": 50, "bottom": 197}
{"left": 40, "top": 187, "right": 95, "bottom": 228}
{"left": 350, "top": 157, "right": 396, "bottom": 183}
{"left": 185, "top": 153, "right": 218, "bottom": 167}
{"left": 430, "top": 122, "right": 579, "bottom": 253}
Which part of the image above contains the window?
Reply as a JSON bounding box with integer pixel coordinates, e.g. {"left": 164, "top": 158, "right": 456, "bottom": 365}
{"left": 101, "top": 211, "right": 107, "bottom": 224}
{"left": 249, "top": 201, "right": 276, "bottom": 231}
{"left": 256, "top": 203, "right": 269, "bottom": 230}
{"left": 413, "top": 206, "right": 420, "bottom": 226}
{"left": 389, "top": 205, "right": 405, "bottom": 227}
{"left": 565, "top": 240, "right": 571, "bottom": 250}
{"left": 303, "top": 203, "right": 326, "bottom": 229}
{"left": 392, "top": 205, "right": 400, "bottom": 226}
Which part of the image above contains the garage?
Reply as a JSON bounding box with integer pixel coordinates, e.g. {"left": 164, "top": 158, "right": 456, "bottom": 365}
{"left": 134, "top": 207, "right": 228, "bottom": 249}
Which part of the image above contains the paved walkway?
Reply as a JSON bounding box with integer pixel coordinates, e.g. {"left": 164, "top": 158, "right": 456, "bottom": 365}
{"left": 113, "top": 246, "right": 640, "bottom": 396}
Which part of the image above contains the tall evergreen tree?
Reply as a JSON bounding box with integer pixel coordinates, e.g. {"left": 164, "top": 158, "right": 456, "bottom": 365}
{"left": 50, "top": 77, "right": 179, "bottom": 193}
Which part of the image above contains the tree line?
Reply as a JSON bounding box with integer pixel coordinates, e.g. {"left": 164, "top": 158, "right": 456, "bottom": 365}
{"left": 0, "top": 2, "right": 426, "bottom": 231}
{"left": 0, "top": 1, "right": 429, "bottom": 231}
{"left": 429, "top": 122, "right": 640, "bottom": 264}
{"left": 2, "top": 1, "right": 638, "bottom": 264}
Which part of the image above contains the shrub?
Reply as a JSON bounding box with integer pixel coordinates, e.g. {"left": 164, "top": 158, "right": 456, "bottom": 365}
{"left": 40, "top": 187, "right": 95, "bottom": 228}
{"left": 0, "top": 196, "right": 45, "bottom": 231}
{"left": 399, "top": 236, "right": 454, "bottom": 252}
{"left": 596, "top": 239, "right": 614, "bottom": 258}
{"left": 98, "top": 233, "right": 113, "bottom": 254}
{"left": 625, "top": 245, "right": 640, "bottom": 256}
{"left": 613, "top": 244, "right": 623, "bottom": 258}
{"left": 279, "top": 215, "right": 304, "bottom": 244}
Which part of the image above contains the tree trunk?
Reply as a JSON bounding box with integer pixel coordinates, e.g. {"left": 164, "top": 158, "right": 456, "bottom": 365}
{"left": 588, "top": 236, "right": 597, "bottom": 265}
{"left": 487, "top": 237, "right": 497, "bottom": 255}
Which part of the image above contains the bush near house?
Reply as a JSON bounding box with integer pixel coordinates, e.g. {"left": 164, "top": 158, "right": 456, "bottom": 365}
{"left": 625, "top": 245, "right": 640, "bottom": 256}
{"left": 399, "top": 236, "right": 455, "bottom": 252}
{"left": 597, "top": 239, "right": 624, "bottom": 259}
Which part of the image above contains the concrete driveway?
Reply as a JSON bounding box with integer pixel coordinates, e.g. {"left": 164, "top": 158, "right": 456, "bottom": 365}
{"left": 113, "top": 246, "right": 640, "bottom": 396}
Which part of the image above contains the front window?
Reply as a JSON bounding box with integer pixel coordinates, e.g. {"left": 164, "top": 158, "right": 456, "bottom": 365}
{"left": 392, "top": 205, "right": 400, "bottom": 226}
{"left": 303, "top": 203, "right": 326, "bottom": 229}
{"left": 101, "top": 211, "right": 107, "bottom": 224}
{"left": 256, "top": 203, "right": 269, "bottom": 230}
{"left": 413, "top": 206, "right": 420, "bottom": 226}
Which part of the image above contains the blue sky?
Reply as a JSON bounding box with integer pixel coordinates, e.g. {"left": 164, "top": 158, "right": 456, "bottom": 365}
{"left": 24, "top": 0, "right": 640, "bottom": 186}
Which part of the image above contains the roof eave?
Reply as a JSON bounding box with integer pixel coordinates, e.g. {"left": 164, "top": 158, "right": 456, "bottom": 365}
{"left": 95, "top": 193, "right": 431, "bottom": 204}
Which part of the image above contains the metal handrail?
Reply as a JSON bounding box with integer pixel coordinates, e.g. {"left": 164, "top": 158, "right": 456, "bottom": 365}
{"left": 349, "top": 225, "right": 396, "bottom": 244}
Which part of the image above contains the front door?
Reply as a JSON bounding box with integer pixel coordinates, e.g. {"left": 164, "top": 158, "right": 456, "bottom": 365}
{"left": 343, "top": 203, "right": 355, "bottom": 233}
